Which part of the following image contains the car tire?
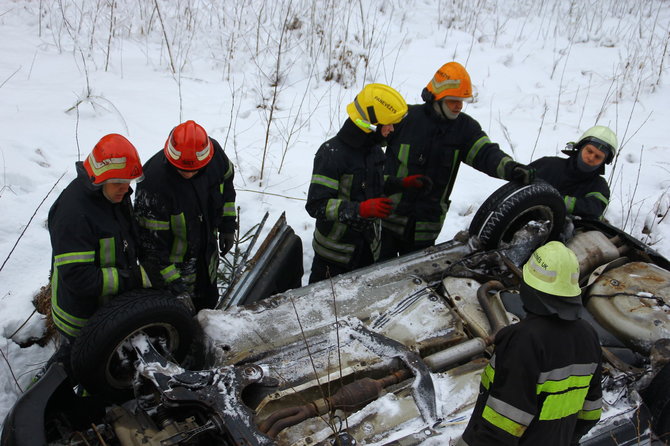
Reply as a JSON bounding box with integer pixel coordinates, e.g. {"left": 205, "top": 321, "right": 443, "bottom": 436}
{"left": 70, "top": 289, "right": 195, "bottom": 400}
{"left": 468, "top": 181, "right": 566, "bottom": 250}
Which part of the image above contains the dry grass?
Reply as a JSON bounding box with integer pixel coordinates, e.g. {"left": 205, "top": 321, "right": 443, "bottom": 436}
{"left": 31, "top": 283, "right": 56, "bottom": 346}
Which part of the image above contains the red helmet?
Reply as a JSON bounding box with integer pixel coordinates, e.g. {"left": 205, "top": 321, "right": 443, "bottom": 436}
{"left": 164, "top": 120, "right": 214, "bottom": 171}
{"left": 83, "top": 134, "right": 144, "bottom": 185}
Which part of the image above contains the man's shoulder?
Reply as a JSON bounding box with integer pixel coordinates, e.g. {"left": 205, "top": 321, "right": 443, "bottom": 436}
{"left": 142, "top": 150, "right": 166, "bottom": 171}
{"left": 530, "top": 156, "right": 565, "bottom": 169}
{"left": 54, "top": 177, "right": 93, "bottom": 209}
{"left": 49, "top": 179, "right": 99, "bottom": 228}
{"left": 451, "top": 112, "right": 484, "bottom": 134}
{"left": 138, "top": 152, "right": 172, "bottom": 187}
{"left": 209, "top": 137, "right": 231, "bottom": 162}
{"left": 316, "top": 136, "right": 346, "bottom": 156}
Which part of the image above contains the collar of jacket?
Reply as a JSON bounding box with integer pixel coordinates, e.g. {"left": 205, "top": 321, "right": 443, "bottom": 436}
{"left": 421, "top": 101, "right": 461, "bottom": 124}
{"left": 337, "top": 118, "right": 385, "bottom": 149}
{"left": 567, "top": 153, "right": 605, "bottom": 177}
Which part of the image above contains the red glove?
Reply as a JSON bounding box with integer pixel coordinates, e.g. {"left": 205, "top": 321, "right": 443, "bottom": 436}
{"left": 359, "top": 197, "right": 393, "bottom": 219}
{"left": 401, "top": 174, "right": 433, "bottom": 192}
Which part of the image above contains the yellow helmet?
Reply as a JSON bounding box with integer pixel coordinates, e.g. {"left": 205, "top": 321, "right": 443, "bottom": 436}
{"left": 423, "top": 62, "right": 473, "bottom": 102}
{"left": 346, "top": 83, "right": 408, "bottom": 133}
{"left": 521, "top": 241, "right": 583, "bottom": 320}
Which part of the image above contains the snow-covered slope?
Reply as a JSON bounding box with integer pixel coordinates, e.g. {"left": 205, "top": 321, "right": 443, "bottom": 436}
{"left": 0, "top": 0, "right": 668, "bottom": 437}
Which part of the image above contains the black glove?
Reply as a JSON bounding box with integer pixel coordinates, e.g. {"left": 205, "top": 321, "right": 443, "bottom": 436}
{"left": 168, "top": 279, "right": 188, "bottom": 296}
{"left": 119, "top": 264, "right": 143, "bottom": 290}
{"left": 505, "top": 162, "right": 535, "bottom": 185}
{"left": 219, "top": 232, "right": 235, "bottom": 256}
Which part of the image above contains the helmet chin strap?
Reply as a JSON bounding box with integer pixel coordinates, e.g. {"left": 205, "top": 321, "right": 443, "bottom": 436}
{"left": 433, "top": 101, "right": 459, "bottom": 120}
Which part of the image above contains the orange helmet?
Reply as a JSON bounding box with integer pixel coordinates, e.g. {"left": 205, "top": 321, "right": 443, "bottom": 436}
{"left": 422, "top": 62, "right": 473, "bottom": 102}
{"left": 83, "top": 134, "right": 144, "bottom": 185}
{"left": 164, "top": 120, "right": 214, "bottom": 171}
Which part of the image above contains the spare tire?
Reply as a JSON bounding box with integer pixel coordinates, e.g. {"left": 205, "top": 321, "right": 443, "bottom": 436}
{"left": 469, "top": 181, "right": 566, "bottom": 250}
{"left": 70, "top": 289, "right": 195, "bottom": 400}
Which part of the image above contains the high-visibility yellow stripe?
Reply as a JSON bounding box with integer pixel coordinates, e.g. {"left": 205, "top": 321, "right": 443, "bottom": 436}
{"left": 160, "top": 264, "right": 181, "bottom": 283}
{"left": 481, "top": 363, "right": 495, "bottom": 390}
{"left": 311, "top": 174, "right": 339, "bottom": 190}
{"left": 539, "top": 387, "right": 589, "bottom": 420}
{"left": 139, "top": 216, "right": 170, "bottom": 231}
{"left": 99, "top": 237, "right": 115, "bottom": 268}
{"left": 325, "top": 199, "right": 342, "bottom": 220}
{"left": 54, "top": 251, "right": 95, "bottom": 267}
{"left": 585, "top": 191, "right": 609, "bottom": 206}
{"left": 101, "top": 267, "right": 119, "bottom": 295}
{"left": 482, "top": 406, "right": 527, "bottom": 438}
{"left": 223, "top": 202, "right": 236, "bottom": 217}
{"left": 169, "top": 213, "right": 187, "bottom": 263}
{"left": 496, "top": 156, "right": 513, "bottom": 178}
{"left": 466, "top": 136, "right": 491, "bottom": 166}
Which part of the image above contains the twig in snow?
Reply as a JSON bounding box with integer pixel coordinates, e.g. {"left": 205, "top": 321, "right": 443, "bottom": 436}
{"left": 0, "top": 66, "right": 21, "bottom": 90}
{"left": 7, "top": 309, "right": 37, "bottom": 340}
{"left": 0, "top": 347, "right": 23, "bottom": 393}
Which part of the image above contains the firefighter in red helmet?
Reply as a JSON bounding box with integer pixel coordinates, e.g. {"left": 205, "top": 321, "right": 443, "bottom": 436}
{"left": 47, "top": 133, "right": 149, "bottom": 374}
{"left": 135, "top": 121, "right": 236, "bottom": 311}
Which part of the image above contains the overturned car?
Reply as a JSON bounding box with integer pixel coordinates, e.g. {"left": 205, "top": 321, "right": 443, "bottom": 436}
{"left": 2, "top": 181, "right": 670, "bottom": 445}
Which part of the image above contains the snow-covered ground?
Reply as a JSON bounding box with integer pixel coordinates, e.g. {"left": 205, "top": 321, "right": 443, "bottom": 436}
{"left": 0, "top": 0, "right": 669, "bottom": 441}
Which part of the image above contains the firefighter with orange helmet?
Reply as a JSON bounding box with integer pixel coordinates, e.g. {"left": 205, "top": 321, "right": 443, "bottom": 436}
{"left": 48, "top": 133, "right": 149, "bottom": 345}
{"left": 134, "top": 121, "right": 236, "bottom": 311}
{"left": 381, "top": 62, "right": 535, "bottom": 258}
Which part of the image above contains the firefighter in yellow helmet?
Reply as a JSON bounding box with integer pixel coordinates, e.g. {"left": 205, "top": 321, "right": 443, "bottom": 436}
{"left": 381, "top": 62, "right": 535, "bottom": 259}
{"left": 457, "top": 241, "right": 602, "bottom": 446}
{"left": 306, "top": 83, "right": 430, "bottom": 283}
{"left": 530, "top": 125, "right": 617, "bottom": 219}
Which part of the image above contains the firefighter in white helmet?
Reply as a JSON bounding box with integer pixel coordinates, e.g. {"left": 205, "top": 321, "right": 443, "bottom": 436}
{"left": 457, "top": 241, "right": 602, "bottom": 446}
{"left": 530, "top": 125, "right": 617, "bottom": 220}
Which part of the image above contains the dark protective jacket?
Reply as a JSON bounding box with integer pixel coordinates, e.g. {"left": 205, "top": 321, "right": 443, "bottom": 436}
{"left": 529, "top": 155, "right": 610, "bottom": 219}
{"left": 134, "top": 137, "right": 235, "bottom": 308}
{"left": 460, "top": 314, "right": 602, "bottom": 446}
{"left": 48, "top": 162, "right": 149, "bottom": 339}
{"left": 306, "top": 119, "right": 388, "bottom": 267}
{"left": 384, "top": 102, "right": 514, "bottom": 244}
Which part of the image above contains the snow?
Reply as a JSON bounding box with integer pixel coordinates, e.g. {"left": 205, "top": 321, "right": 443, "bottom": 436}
{"left": 1, "top": 0, "right": 669, "bottom": 442}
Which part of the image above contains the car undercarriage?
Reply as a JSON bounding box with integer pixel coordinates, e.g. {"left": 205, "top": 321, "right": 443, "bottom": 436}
{"left": 2, "top": 182, "right": 670, "bottom": 446}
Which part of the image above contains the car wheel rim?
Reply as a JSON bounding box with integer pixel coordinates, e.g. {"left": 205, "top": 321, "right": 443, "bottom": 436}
{"left": 105, "top": 322, "right": 181, "bottom": 389}
{"left": 497, "top": 204, "right": 555, "bottom": 245}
